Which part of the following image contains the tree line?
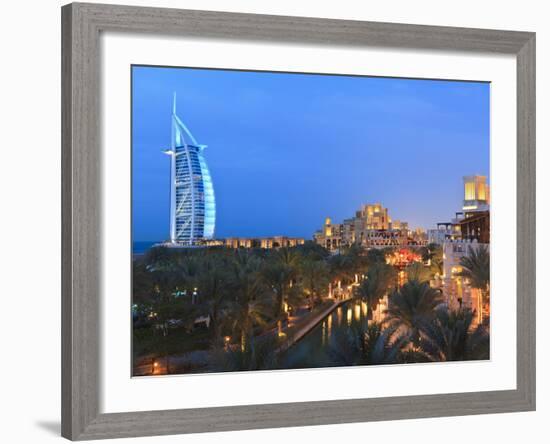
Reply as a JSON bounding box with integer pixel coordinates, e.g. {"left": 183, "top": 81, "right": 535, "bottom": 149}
{"left": 132, "top": 241, "right": 490, "bottom": 373}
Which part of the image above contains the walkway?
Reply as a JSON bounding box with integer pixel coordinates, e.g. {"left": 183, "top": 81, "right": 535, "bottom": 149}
{"left": 278, "top": 297, "right": 351, "bottom": 352}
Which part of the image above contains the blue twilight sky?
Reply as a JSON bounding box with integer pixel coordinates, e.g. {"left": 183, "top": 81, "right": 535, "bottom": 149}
{"left": 132, "top": 66, "right": 490, "bottom": 242}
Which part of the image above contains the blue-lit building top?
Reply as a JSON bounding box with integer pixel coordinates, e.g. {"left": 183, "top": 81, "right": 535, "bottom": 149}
{"left": 164, "top": 94, "right": 215, "bottom": 245}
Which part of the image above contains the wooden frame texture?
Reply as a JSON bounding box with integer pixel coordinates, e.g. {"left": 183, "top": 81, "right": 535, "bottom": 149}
{"left": 61, "top": 2, "right": 536, "bottom": 440}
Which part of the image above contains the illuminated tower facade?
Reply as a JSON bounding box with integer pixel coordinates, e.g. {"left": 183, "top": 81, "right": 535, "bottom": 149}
{"left": 463, "top": 175, "right": 490, "bottom": 212}
{"left": 164, "top": 94, "right": 215, "bottom": 245}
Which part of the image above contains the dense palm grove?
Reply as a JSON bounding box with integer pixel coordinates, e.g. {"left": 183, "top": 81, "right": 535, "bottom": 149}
{"left": 132, "top": 241, "right": 490, "bottom": 375}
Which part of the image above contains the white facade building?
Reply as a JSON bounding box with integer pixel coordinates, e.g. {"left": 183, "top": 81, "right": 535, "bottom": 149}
{"left": 441, "top": 239, "right": 488, "bottom": 324}
{"left": 163, "top": 94, "right": 216, "bottom": 246}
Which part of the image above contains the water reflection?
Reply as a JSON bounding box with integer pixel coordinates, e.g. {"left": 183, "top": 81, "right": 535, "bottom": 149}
{"left": 282, "top": 300, "right": 370, "bottom": 370}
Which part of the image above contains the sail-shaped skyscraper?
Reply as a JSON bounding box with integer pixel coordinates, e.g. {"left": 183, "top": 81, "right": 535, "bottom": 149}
{"left": 164, "top": 94, "right": 215, "bottom": 245}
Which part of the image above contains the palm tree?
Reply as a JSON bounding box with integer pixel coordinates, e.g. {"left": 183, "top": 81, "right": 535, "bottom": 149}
{"left": 132, "top": 260, "right": 155, "bottom": 307}
{"left": 261, "top": 262, "right": 292, "bottom": 317}
{"left": 405, "top": 262, "right": 432, "bottom": 284}
{"left": 328, "top": 324, "right": 364, "bottom": 366}
{"left": 144, "top": 245, "right": 171, "bottom": 270}
{"left": 365, "top": 248, "right": 387, "bottom": 266}
{"left": 174, "top": 254, "right": 202, "bottom": 303}
{"left": 227, "top": 250, "right": 272, "bottom": 352}
{"left": 424, "top": 243, "right": 444, "bottom": 277}
{"left": 458, "top": 245, "right": 490, "bottom": 322}
{"left": 300, "top": 259, "right": 330, "bottom": 307}
{"left": 421, "top": 243, "right": 440, "bottom": 263}
{"left": 145, "top": 268, "right": 199, "bottom": 374}
{"left": 430, "top": 254, "right": 444, "bottom": 278}
{"left": 328, "top": 254, "right": 354, "bottom": 289}
{"left": 343, "top": 243, "right": 367, "bottom": 278}
{"left": 355, "top": 263, "right": 395, "bottom": 320}
{"left": 295, "top": 240, "right": 330, "bottom": 261}
{"left": 419, "top": 307, "right": 490, "bottom": 361}
{"left": 329, "top": 322, "right": 409, "bottom": 366}
{"left": 227, "top": 297, "right": 272, "bottom": 352}
{"left": 274, "top": 247, "right": 302, "bottom": 272}
{"left": 209, "top": 335, "right": 280, "bottom": 372}
{"left": 262, "top": 247, "right": 301, "bottom": 317}
{"left": 195, "top": 254, "right": 230, "bottom": 346}
{"left": 385, "top": 280, "right": 444, "bottom": 347}
{"left": 361, "top": 322, "right": 412, "bottom": 365}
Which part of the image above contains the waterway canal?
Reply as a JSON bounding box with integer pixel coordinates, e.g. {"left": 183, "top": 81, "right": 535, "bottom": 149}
{"left": 281, "top": 300, "right": 369, "bottom": 369}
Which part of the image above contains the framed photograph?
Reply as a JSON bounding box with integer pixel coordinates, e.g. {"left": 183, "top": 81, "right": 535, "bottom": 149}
{"left": 62, "top": 2, "right": 535, "bottom": 440}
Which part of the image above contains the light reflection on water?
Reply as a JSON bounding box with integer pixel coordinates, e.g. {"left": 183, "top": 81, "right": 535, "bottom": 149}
{"left": 281, "top": 300, "right": 370, "bottom": 369}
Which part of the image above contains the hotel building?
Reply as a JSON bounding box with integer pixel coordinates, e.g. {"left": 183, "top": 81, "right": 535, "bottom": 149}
{"left": 441, "top": 239, "right": 488, "bottom": 325}
{"left": 201, "top": 236, "right": 305, "bottom": 249}
{"left": 426, "top": 175, "right": 490, "bottom": 246}
{"left": 457, "top": 175, "right": 490, "bottom": 243}
{"left": 313, "top": 203, "right": 425, "bottom": 251}
{"left": 427, "top": 222, "right": 461, "bottom": 245}
{"left": 435, "top": 175, "right": 490, "bottom": 324}
{"left": 163, "top": 94, "right": 216, "bottom": 246}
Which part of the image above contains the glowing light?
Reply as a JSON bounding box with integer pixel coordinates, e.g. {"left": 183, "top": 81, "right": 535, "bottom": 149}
{"left": 464, "top": 181, "right": 476, "bottom": 201}
{"left": 354, "top": 304, "right": 361, "bottom": 321}
{"left": 477, "top": 182, "right": 486, "bottom": 200}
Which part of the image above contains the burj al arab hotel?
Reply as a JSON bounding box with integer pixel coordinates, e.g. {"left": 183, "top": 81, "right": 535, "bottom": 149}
{"left": 163, "top": 94, "right": 216, "bottom": 246}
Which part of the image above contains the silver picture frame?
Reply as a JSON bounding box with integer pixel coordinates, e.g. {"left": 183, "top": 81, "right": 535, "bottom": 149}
{"left": 61, "top": 2, "right": 536, "bottom": 440}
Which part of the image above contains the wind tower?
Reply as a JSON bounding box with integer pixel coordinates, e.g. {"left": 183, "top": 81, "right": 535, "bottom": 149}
{"left": 462, "top": 175, "right": 489, "bottom": 212}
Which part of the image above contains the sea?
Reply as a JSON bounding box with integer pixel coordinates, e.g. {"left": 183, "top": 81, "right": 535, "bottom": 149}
{"left": 132, "top": 241, "right": 160, "bottom": 255}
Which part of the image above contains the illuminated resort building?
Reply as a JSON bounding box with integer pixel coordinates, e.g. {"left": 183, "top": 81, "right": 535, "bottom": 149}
{"left": 164, "top": 94, "right": 215, "bottom": 246}
{"left": 313, "top": 203, "right": 426, "bottom": 251}
{"left": 356, "top": 203, "right": 390, "bottom": 230}
{"left": 426, "top": 175, "right": 490, "bottom": 246}
{"left": 202, "top": 236, "right": 305, "bottom": 249}
{"left": 440, "top": 239, "right": 489, "bottom": 325}
{"left": 428, "top": 174, "right": 491, "bottom": 325}
{"left": 427, "top": 222, "right": 461, "bottom": 245}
